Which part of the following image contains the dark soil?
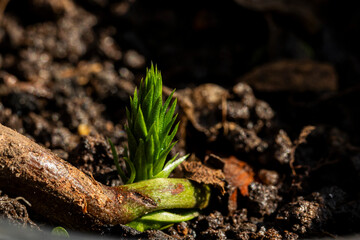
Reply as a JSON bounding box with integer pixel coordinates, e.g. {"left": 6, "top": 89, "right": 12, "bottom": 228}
{"left": 1, "top": 0, "right": 360, "bottom": 239}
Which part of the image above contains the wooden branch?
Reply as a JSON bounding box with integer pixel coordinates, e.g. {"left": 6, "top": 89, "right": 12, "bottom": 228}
{"left": 0, "top": 124, "right": 209, "bottom": 231}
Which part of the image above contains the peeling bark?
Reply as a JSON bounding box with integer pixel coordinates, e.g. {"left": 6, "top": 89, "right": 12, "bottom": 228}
{"left": 0, "top": 124, "right": 209, "bottom": 231}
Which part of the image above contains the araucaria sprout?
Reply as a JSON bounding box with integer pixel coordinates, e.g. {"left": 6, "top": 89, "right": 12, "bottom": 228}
{"left": 110, "top": 64, "right": 188, "bottom": 184}
{"left": 108, "top": 64, "right": 209, "bottom": 232}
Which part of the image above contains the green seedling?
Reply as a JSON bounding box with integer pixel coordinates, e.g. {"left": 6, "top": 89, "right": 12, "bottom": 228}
{"left": 110, "top": 64, "right": 187, "bottom": 184}
{"left": 109, "top": 64, "right": 210, "bottom": 231}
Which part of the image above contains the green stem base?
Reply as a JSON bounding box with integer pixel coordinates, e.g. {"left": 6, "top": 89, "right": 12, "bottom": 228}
{"left": 115, "top": 178, "right": 210, "bottom": 224}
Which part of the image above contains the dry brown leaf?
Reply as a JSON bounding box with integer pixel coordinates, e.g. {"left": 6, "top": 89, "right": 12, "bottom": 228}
{"left": 223, "top": 156, "right": 254, "bottom": 197}
{"left": 181, "top": 157, "right": 225, "bottom": 194}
